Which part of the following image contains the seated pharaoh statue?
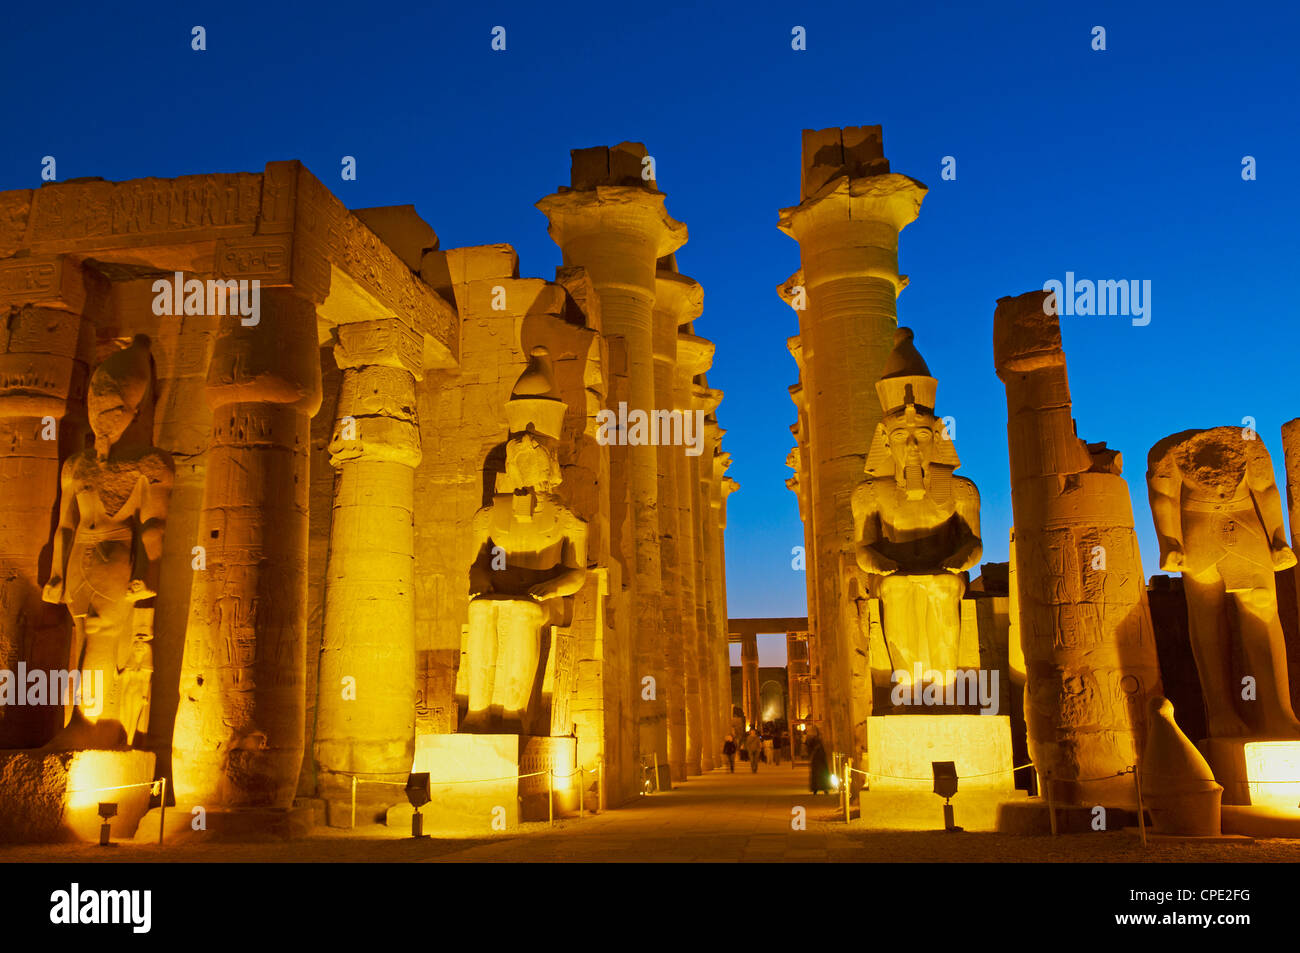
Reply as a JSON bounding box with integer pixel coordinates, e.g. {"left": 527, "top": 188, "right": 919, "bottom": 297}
{"left": 41, "top": 335, "right": 173, "bottom": 750}
{"left": 1147, "top": 427, "right": 1300, "bottom": 739}
{"left": 851, "top": 328, "right": 982, "bottom": 700}
{"left": 461, "top": 347, "right": 588, "bottom": 736}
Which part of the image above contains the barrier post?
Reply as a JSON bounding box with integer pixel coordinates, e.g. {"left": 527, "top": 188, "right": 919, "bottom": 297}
{"left": 158, "top": 778, "right": 166, "bottom": 846}
{"left": 843, "top": 758, "right": 852, "bottom": 823}
{"left": 351, "top": 775, "right": 357, "bottom": 830}
{"left": 548, "top": 769, "right": 555, "bottom": 827}
{"left": 579, "top": 769, "right": 585, "bottom": 819}
{"left": 598, "top": 758, "right": 606, "bottom": 814}
{"left": 1045, "top": 774, "right": 1057, "bottom": 836}
{"left": 1132, "top": 765, "right": 1147, "bottom": 848}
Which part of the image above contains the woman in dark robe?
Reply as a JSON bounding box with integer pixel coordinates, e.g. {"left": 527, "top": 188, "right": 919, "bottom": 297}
{"left": 807, "top": 730, "right": 832, "bottom": 794}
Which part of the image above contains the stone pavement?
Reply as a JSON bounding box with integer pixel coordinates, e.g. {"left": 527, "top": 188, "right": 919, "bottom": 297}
{"left": 5, "top": 764, "right": 1300, "bottom": 862}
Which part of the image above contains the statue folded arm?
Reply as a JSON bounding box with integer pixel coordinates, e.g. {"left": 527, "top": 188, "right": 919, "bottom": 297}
{"left": 1147, "top": 454, "right": 1185, "bottom": 572}
{"left": 942, "top": 476, "right": 983, "bottom": 571}
{"left": 851, "top": 479, "right": 898, "bottom": 575}
{"left": 529, "top": 512, "right": 588, "bottom": 601}
{"left": 466, "top": 507, "right": 495, "bottom": 599}
{"left": 42, "top": 458, "right": 78, "bottom": 605}
{"left": 1246, "top": 441, "right": 1297, "bottom": 570}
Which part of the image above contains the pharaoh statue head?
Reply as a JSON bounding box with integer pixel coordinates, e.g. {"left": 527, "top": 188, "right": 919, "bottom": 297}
{"left": 864, "top": 328, "right": 959, "bottom": 491}
{"left": 496, "top": 346, "right": 567, "bottom": 494}
{"left": 87, "top": 334, "right": 153, "bottom": 457}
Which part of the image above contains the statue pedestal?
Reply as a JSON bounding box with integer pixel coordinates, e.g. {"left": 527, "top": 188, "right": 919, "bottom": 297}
{"left": 385, "top": 733, "right": 578, "bottom": 834}
{"left": 1199, "top": 738, "right": 1300, "bottom": 809}
{"left": 865, "top": 715, "right": 1014, "bottom": 791}
{"left": 0, "top": 748, "right": 155, "bottom": 843}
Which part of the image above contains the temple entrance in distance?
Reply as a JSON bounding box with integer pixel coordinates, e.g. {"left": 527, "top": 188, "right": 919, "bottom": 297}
{"left": 727, "top": 618, "right": 816, "bottom": 765}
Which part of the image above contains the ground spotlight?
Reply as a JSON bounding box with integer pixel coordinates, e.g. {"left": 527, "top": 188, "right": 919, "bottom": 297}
{"left": 932, "top": 762, "right": 962, "bottom": 832}
{"left": 97, "top": 802, "right": 118, "bottom": 847}
{"left": 405, "top": 773, "right": 431, "bottom": 838}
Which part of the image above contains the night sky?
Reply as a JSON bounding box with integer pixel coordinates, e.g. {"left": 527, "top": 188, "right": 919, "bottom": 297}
{"left": 4, "top": 0, "right": 1297, "bottom": 665}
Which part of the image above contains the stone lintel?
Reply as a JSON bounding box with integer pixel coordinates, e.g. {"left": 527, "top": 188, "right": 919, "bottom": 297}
{"left": 0, "top": 255, "right": 90, "bottom": 312}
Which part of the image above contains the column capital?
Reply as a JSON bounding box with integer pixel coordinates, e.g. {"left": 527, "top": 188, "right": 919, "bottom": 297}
{"left": 537, "top": 186, "right": 687, "bottom": 260}
{"left": 332, "top": 317, "right": 424, "bottom": 381}
{"left": 676, "top": 333, "right": 714, "bottom": 379}
{"left": 778, "top": 173, "right": 927, "bottom": 239}
{"left": 654, "top": 271, "right": 703, "bottom": 325}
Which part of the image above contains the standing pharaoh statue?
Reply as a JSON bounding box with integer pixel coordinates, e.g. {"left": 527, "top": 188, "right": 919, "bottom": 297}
{"left": 852, "top": 328, "right": 982, "bottom": 689}
{"left": 461, "top": 347, "right": 587, "bottom": 735}
{"left": 1147, "top": 427, "right": 1300, "bottom": 738}
{"left": 42, "top": 335, "right": 173, "bottom": 748}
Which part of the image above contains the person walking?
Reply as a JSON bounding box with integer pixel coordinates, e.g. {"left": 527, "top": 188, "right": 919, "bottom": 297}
{"left": 722, "top": 735, "right": 737, "bottom": 773}
{"left": 745, "top": 729, "right": 762, "bottom": 773}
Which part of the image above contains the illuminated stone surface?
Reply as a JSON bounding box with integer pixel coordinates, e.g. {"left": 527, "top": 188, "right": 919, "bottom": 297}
{"left": 779, "top": 126, "right": 925, "bottom": 765}
{"left": 853, "top": 327, "right": 982, "bottom": 695}
{"left": 1140, "top": 696, "right": 1222, "bottom": 836}
{"left": 993, "top": 290, "right": 1162, "bottom": 809}
{"left": 43, "top": 335, "right": 173, "bottom": 747}
{"left": 1147, "top": 426, "right": 1300, "bottom": 738}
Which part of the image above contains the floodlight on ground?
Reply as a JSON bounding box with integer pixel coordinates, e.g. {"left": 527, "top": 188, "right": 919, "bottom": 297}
{"left": 97, "top": 802, "right": 118, "bottom": 847}
{"left": 405, "top": 773, "right": 431, "bottom": 838}
{"left": 932, "top": 762, "right": 962, "bottom": 832}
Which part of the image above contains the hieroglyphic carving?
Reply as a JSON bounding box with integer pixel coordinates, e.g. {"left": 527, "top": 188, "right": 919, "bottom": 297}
{"left": 292, "top": 166, "right": 456, "bottom": 351}
{"left": 24, "top": 174, "right": 263, "bottom": 252}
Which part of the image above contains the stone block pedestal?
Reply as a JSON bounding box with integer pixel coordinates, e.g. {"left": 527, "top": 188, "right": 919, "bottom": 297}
{"left": 1200, "top": 738, "right": 1300, "bottom": 809}
{"left": 385, "top": 733, "right": 579, "bottom": 834}
{"left": 0, "top": 748, "right": 155, "bottom": 843}
{"left": 865, "top": 715, "right": 1014, "bottom": 791}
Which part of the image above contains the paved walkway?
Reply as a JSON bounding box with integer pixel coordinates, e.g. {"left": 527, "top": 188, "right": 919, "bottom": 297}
{"left": 6, "top": 765, "right": 1300, "bottom": 862}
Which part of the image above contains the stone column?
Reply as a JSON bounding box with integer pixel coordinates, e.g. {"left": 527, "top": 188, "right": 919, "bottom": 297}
{"left": 993, "top": 290, "right": 1161, "bottom": 808}
{"left": 314, "top": 318, "right": 422, "bottom": 816}
{"left": 538, "top": 146, "right": 687, "bottom": 785}
{"left": 172, "top": 288, "right": 322, "bottom": 811}
{"left": 777, "top": 126, "right": 925, "bottom": 761}
{"left": 0, "top": 263, "right": 92, "bottom": 748}
{"left": 740, "top": 633, "right": 759, "bottom": 728}
{"left": 655, "top": 269, "right": 703, "bottom": 777}
{"left": 676, "top": 333, "right": 711, "bottom": 770}
{"left": 1282, "top": 419, "right": 1300, "bottom": 625}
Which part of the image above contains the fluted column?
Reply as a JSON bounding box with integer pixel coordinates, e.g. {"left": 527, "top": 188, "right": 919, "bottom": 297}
{"left": 538, "top": 153, "right": 687, "bottom": 783}
{"left": 314, "top": 318, "right": 422, "bottom": 814}
{"left": 777, "top": 126, "right": 925, "bottom": 761}
{"left": 676, "top": 332, "right": 714, "bottom": 770}
{"left": 173, "top": 288, "right": 322, "bottom": 810}
{"left": 654, "top": 270, "right": 703, "bottom": 777}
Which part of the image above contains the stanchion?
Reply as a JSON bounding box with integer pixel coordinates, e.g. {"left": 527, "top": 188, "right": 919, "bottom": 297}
{"left": 1046, "top": 774, "right": 1057, "bottom": 836}
{"left": 351, "top": 775, "right": 357, "bottom": 830}
{"left": 1132, "top": 765, "right": 1147, "bottom": 848}
{"left": 579, "top": 768, "right": 584, "bottom": 820}
{"left": 158, "top": 778, "right": 166, "bottom": 846}
{"left": 548, "top": 769, "right": 554, "bottom": 827}
{"left": 843, "top": 758, "right": 852, "bottom": 824}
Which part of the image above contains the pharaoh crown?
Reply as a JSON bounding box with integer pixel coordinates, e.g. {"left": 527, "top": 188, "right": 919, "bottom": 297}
{"left": 505, "top": 346, "right": 567, "bottom": 440}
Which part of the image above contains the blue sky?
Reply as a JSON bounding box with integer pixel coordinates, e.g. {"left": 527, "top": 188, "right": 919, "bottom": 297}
{"left": 4, "top": 1, "right": 1298, "bottom": 662}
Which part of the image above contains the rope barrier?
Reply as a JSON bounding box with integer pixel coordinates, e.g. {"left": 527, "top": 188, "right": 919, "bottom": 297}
{"left": 67, "top": 779, "right": 163, "bottom": 796}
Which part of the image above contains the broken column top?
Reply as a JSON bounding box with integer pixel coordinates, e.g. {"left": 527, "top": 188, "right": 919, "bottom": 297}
{"left": 567, "top": 142, "right": 656, "bottom": 191}
{"left": 800, "top": 125, "right": 890, "bottom": 200}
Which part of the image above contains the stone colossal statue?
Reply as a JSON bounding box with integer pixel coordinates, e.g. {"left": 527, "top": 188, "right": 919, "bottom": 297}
{"left": 42, "top": 335, "right": 173, "bottom": 748}
{"left": 852, "top": 328, "right": 982, "bottom": 680}
{"left": 462, "top": 347, "right": 587, "bottom": 735}
{"left": 1147, "top": 427, "right": 1300, "bottom": 738}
